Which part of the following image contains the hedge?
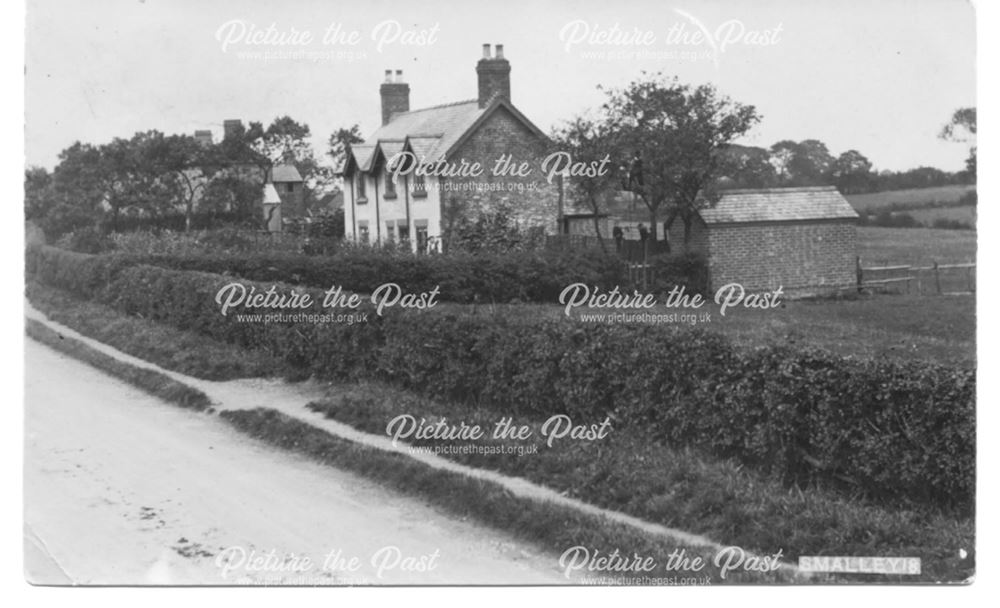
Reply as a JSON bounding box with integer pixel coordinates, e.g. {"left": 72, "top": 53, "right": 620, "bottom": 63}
{"left": 58, "top": 245, "right": 708, "bottom": 303}
{"left": 26, "top": 244, "right": 975, "bottom": 511}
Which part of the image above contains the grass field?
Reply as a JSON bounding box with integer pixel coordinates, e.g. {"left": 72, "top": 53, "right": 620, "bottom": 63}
{"left": 858, "top": 226, "right": 977, "bottom": 264}
{"left": 906, "top": 205, "right": 977, "bottom": 226}
{"left": 846, "top": 185, "right": 975, "bottom": 212}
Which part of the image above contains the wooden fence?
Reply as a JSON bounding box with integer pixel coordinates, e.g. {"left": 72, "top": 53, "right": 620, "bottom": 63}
{"left": 857, "top": 257, "right": 976, "bottom": 295}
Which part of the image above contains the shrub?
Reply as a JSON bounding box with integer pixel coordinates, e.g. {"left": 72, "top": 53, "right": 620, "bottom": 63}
{"left": 54, "top": 226, "right": 112, "bottom": 254}
{"left": 26, "top": 244, "right": 974, "bottom": 512}
{"left": 93, "top": 245, "right": 655, "bottom": 304}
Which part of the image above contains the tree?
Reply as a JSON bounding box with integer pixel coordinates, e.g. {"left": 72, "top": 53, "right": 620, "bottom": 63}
{"left": 148, "top": 133, "right": 226, "bottom": 231}
{"left": 831, "top": 149, "right": 874, "bottom": 194}
{"left": 601, "top": 73, "right": 760, "bottom": 250}
{"left": 551, "top": 116, "right": 618, "bottom": 251}
{"left": 328, "top": 124, "right": 364, "bottom": 171}
{"left": 24, "top": 166, "right": 54, "bottom": 221}
{"left": 770, "top": 139, "right": 834, "bottom": 186}
{"left": 716, "top": 144, "right": 777, "bottom": 189}
{"left": 940, "top": 107, "right": 976, "bottom": 181}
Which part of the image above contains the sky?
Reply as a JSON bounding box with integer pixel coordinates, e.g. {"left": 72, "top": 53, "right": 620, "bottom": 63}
{"left": 25, "top": 0, "right": 976, "bottom": 173}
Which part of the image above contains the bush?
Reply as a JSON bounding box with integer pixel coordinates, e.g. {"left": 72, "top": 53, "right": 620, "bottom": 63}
{"left": 26, "top": 244, "right": 974, "bottom": 512}
{"left": 932, "top": 218, "right": 974, "bottom": 230}
{"left": 93, "top": 245, "right": 659, "bottom": 304}
{"left": 54, "top": 226, "right": 112, "bottom": 254}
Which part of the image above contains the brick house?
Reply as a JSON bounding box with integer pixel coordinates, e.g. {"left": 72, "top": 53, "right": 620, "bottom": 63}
{"left": 664, "top": 186, "right": 859, "bottom": 292}
{"left": 341, "top": 44, "right": 561, "bottom": 252}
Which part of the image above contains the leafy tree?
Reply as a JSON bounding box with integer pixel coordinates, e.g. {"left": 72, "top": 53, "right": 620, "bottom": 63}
{"left": 601, "top": 73, "right": 760, "bottom": 249}
{"left": 831, "top": 149, "right": 874, "bottom": 194}
{"left": 328, "top": 124, "right": 364, "bottom": 171}
{"left": 716, "top": 144, "right": 777, "bottom": 189}
{"left": 940, "top": 107, "right": 976, "bottom": 180}
{"left": 551, "top": 116, "right": 618, "bottom": 251}
{"left": 770, "top": 139, "right": 834, "bottom": 186}
{"left": 148, "top": 133, "right": 226, "bottom": 231}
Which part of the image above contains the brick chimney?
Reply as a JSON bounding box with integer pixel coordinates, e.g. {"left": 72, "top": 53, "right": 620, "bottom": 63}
{"left": 194, "top": 130, "right": 213, "bottom": 147}
{"left": 380, "top": 69, "right": 410, "bottom": 126}
{"left": 223, "top": 119, "right": 243, "bottom": 141}
{"left": 476, "top": 43, "right": 510, "bottom": 108}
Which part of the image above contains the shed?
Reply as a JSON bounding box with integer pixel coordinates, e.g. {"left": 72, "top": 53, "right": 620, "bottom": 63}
{"left": 667, "top": 186, "right": 859, "bottom": 292}
{"left": 269, "top": 164, "right": 305, "bottom": 218}
{"left": 262, "top": 183, "right": 282, "bottom": 233}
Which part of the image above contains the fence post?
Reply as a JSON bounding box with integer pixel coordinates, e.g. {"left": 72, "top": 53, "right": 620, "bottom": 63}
{"left": 856, "top": 256, "right": 863, "bottom": 293}
{"left": 933, "top": 261, "right": 942, "bottom": 295}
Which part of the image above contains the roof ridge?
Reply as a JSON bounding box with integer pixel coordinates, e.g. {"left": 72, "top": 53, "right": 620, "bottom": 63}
{"left": 722, "top": 186, "right": 838, "bottom": 194}
{"left": 400, "top": 98, "right": 478, "bottom": 114}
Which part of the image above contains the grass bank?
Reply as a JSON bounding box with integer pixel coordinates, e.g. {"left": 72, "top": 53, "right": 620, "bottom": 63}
{"left": 27, "top": 281, "right": 285, "bottom": 380}
{"left": 304, "top": 383, "right": 974, "bottom": 584}
{"left": 220, "top": 407, "right": 797, "bottom": 585}
{"left": 26, "top": 318, "right": 211, "bottom": 411}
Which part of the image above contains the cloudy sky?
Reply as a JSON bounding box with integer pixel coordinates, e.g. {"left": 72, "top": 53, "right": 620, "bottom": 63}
{"left": 25, "top": 0, "right": 975, "bottom": 172}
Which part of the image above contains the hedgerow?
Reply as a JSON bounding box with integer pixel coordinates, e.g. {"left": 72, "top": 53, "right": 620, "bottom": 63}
{"left": 52, "top": 244, "right": 709, "bottom": 302}
{"left": 26, "top": 244, "right": 974, "bottom": 512}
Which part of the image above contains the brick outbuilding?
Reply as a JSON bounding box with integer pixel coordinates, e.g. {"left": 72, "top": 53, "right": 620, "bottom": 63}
{"left": 666, "top": 187, "right": 859, "bottom": 292}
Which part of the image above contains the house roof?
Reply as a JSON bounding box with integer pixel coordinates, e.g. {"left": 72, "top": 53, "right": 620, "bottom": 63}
{"left": 368, "top": 100, "right": 484, "bottom": 163}
{"left": 350, "top": 97, "right": 548, "bottom": 170}
{"left": 270, "top": 164, "right": 303, "bottom": 183}
{"left": 700, "top": 187, "right": 858, "bottom": 224}
{"left": 262, "top": 183, "right": 282, "bottom": 204}
{"left": 348, "top": 144, "right": 377, "bottom": 173}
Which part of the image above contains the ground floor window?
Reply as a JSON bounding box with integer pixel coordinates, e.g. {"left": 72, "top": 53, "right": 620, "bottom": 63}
{"left": 416, "top": 225, "right": 428, "bottom": 254}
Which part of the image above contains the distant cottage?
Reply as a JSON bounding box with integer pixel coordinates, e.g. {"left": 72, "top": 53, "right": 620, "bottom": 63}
{"left": 666, "top": 187, "right": 859, "bottom": 292}
{"left": 341, "top": 44, "right": 560, "bottom": 252}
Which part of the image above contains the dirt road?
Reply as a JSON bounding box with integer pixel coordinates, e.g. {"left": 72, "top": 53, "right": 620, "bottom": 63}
{"left": 24, "top": 339, "right": 571, "bottom": 585}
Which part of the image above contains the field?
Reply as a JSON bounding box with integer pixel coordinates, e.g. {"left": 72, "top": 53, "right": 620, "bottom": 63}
{"left": 858, "top": 226, "right": 977, "bottom": 264}
{"left": 906, "top": 205, "right": 977, "bottom": 226}
{"left": 845, "top": 185, "right": 976, "bottom": 212}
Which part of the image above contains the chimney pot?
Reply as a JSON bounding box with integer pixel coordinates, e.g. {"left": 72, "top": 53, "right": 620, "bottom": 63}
{"left": 476, "top": 43, "right": 511, "bottom": 108}
{"left": 395, "top": 69, "right": 404, "bottom": 82}
{"left": 384, "top": 69, "right": 393, "bottom": 83}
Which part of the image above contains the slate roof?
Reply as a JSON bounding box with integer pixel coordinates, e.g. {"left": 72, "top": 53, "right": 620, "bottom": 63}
{"left": 368, "top": 99, "right": 484, "bottom": 163}
{"left": 270, "top": 164, "right": 303, "bottom": 183}
{"left": 700, "top": 187, "right": 858, "bottom": 224}
{"left": 262, "top": 183, "right": 282, "bottom": 204}
{"left": 344, "top": 98, "right": 547, "bottom": 174}
{"left": 348, "top": 144, "right": 376, "bottom": 172}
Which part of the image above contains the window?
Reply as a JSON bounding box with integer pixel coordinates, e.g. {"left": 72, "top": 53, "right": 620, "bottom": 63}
{"left": 397, "top": 222, "right": 410, "bottom": 246}
{"left": 385, "top": 222, "right": 395, "bottom": 244}
{"left": 413, "top": 173, "right": 426, "bottom": 198}
{"left": 357, "top": 175, "right": 367, "bottom": 202}
{"left": 384, "top": 171, "right": 397, "bottom": 199}
{"left": 285, "top": 183, "right": 295, "bottom": 193}
{"left": 416, "top": 225, "right": 429, "bottom": 254}
{"left": 358, "top": 222, "right": 369, "bottom": 244}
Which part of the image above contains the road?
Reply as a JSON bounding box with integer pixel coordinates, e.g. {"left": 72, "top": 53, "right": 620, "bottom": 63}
{"left": 24, "top": 339, "right": 570, "bottom": 585}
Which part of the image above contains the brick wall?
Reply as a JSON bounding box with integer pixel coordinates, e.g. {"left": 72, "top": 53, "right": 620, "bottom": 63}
{"left": 705, "top": 221, "right": 857, "bottom": 291}
{"left": 276, "top": 182, "right": 305, "bottom": 218}
{"left": 444, "top": 106, "right": 560, "bottom": 234}
{"left": 665, "top": 216, "right": 710, "bottom": 256}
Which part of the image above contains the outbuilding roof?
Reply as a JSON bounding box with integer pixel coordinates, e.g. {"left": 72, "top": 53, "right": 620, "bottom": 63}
{"left": 700, "top": 186, "right": 858, "bottom": 224}
{"left": 262, "top": 183, "right": 282, "bottom": 204}
{"left": 270, "top": 164, "right": 303, "bottom": 183}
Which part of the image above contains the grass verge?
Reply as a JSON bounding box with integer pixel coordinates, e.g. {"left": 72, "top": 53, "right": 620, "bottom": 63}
{"left": 26, "top": 318, "right": 212, "bottom": 411}
{"left": 305, "top": 383, "right": 974, "bottom": 583}
{"left": 27, "top": 281, "right": 284, "bottom": 380}
{"left": 220, "top": 407, "right": 801, "bottom": 585}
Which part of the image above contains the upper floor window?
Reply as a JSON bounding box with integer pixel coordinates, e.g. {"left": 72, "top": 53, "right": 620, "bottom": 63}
{"left": 413, "top": 173, "right": 426, "bottom": 198}
{"left": 384, "top": 170, "right": 397, "bottom": 199}
{"left": 357, "top": 174, "right": 367, "bottom": 202}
